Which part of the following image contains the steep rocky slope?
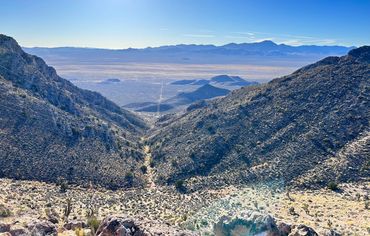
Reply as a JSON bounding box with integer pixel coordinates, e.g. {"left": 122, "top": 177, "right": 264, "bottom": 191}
{"left": 0, "top": 35, "right": 148, "bottom": 189}
{"left": 149, "top": 46, "right": 370, "bottom": 189}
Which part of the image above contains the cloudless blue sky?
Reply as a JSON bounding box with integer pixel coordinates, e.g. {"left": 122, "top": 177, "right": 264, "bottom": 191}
{"left": 0, "top": 0, "right": 369, "bottom": 48}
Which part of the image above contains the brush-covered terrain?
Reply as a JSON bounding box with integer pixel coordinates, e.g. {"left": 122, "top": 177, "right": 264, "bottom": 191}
{"left": 0, "top": 35, "right": 148, "bottom": 189}
{"left": 149, "top": 46, "right": 370, "bottom": 190}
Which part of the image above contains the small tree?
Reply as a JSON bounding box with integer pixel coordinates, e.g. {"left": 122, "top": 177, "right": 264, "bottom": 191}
{"left": 327, "top": 182, "right": 339, "bottom": 191}
{"left": 57, "top": 177, "right": 68, "bottom": 193}
{"left": 87, "top": 216, "right": 101, "bottom": 235}
{"left": 125, "top": 172, "right": 134, "bottom": 187}
{"left": 175, "top": 180, "right": 186, "bottom": 193}
{"left": 140, "top": 165, "right": 148, "bottom": 174}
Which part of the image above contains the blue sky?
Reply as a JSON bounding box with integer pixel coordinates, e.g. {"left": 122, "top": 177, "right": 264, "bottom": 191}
{"left": 1, "top": 0, "right": 369, "bottom": 48}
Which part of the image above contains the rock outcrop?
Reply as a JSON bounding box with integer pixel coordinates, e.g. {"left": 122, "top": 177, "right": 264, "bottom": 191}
{"left": 214, "top": 211, "right": 319, "bottom": 236}
{"left": 0, "top": 221, "right": 57, "bottom": 236}
{"left": 95, "top": 216, "right": 196, "bottom": 236}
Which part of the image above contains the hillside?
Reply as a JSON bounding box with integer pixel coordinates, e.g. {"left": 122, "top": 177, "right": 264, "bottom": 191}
{"left": 171, "top": 75, "right": 259, "bottom": 87}
{"left": 126, "top": 84, "right": 230, "bottom": 112}
{"left": 0, "top": 35, "right": 148, "bottom": 189}
{"left": 148, "top": 46, "right": 370, "bottom": 189}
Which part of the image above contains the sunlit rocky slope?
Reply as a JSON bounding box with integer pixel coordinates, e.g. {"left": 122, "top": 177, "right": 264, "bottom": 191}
{"left": 149, "top": 46, "right": 370, "bottom": 190}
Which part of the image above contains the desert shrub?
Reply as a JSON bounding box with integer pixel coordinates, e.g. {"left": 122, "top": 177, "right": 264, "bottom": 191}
{"left": 149, "top": 160, "right": 155, "bottom": 168}
{"left": 87, "top": 216, "right": 101, "bottom": 234}
{"left": 75, "top": 228, "right": 85, "bottom": 236}
{"left": 327, "top": 182, "right": 339, "bottom": 191}
{"left": 140, "top": 165, "right": 147, "bottom": 174}
{"left": 57, "top": 177, "right": 68, "bottom": 193}
{"left": 0, "top": 204, "right": 11, "bottom": 217}
{"left": 125, "top": 172, "right": 134, "bottom": 187}
{"left": 288, "top": 207, "right": 298, "bottom": 216}
{"left": 175, "top": 180, "right": 186, "bottom": 193}
{"left": 171, "top": 160, "right": 178, "bottom": 167}
{"left": 302, "top": 203, "right": 310, "bottom": 215}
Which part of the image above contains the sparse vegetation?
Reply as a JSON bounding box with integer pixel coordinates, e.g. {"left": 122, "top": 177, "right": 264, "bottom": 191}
{"left": 0, "top": 204, "right": 11, "bottom": 217}
{"left": 75, "top": 228, "right": 85, "bottom": 236}
{"left": 302, "top": 203, "right": 310, "bottom": 215}
{"left": 327, "top": 182, "right": 339, "bottom": 191}
{"left": 125, "top": 172, "right": 134, "bottom": 187}
{"left": 87, "top": 216, "right": 101, "bottom": 235}
{"left": 57, "top": 177, "right": 69, "bottom": 193}
{"left": 140, "top": 165, "right": 147, "bottom": 174}
{"left": 63, "top": 198, "right": 72, "bottom": 221}
{"left": 175, "top": 180, "right": 186, "bottom": 193}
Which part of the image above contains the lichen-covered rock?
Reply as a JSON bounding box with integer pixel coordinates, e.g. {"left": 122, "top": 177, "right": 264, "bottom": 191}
{"left": 27, "top": 221, "right": 57, "bottom": 236}
{"left": 96, "top": 216, "right": 197, "bottom": 236}
{"left": 288, "top": 224, "right": 318, "bottom": 236}
{"left": 63, "top": 220, "right": 87, "bottom": 231}
{"left": 0, "top": 223, "right": 11, "bottom": 233}
{"left": 213, "top": 211, "right": 319, "bottom": 236}
{"left": 213, "top": 211, "right": 280, "bottom": 236}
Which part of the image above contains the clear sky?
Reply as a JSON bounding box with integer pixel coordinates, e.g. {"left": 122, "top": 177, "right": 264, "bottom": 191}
{"left": 1, "top": 0, "right": 369, "bottom": 49}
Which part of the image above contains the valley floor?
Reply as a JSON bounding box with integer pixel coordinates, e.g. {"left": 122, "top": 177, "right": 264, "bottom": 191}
{"left": 0, "top": 178, "right": 369, "bottom": 235}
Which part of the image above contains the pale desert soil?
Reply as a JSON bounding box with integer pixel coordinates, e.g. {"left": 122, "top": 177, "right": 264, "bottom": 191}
{"left": 0, "top": 178, "right": 369, "bottom": 235}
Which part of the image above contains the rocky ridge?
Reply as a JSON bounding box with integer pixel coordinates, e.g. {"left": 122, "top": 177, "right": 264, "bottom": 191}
{"left": 149, "top": 46, "right": 370, "bottom": 189}
{"left": 0, "top": 34, "right": 148, "bottom": 189}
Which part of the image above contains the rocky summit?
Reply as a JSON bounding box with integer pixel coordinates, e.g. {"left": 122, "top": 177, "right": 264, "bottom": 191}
{"left": 149, "top": 46, "right": 369, "bottom": 190}
{"left": 0, "top": 35, "right": 148, "bottom": 189}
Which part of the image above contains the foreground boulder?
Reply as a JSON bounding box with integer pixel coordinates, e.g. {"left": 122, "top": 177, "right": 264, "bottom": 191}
{"left": 0, "top": 221, "right": 57, "bottom": 236}
{"left": 96, "top": 216, "right": 196, "bottom": 236}
{"left": 213, "top": 211, "right": 318, "bottom": 236}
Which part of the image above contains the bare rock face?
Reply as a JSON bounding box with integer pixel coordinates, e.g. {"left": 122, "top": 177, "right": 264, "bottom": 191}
{"left": 96, "top": 216, "right": 197, "bottom": 236}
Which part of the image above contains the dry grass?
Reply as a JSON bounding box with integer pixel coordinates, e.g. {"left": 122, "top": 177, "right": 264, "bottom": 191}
{"left": 0, "top": 178, "right": 368, "bottom": 235}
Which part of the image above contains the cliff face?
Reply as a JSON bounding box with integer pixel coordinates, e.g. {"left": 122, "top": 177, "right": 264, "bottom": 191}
{"left": 0, "top": 35, "right": 148, "bottom": 189}
{"left": 149, "top": 46, "right": 370, "bottom": 189}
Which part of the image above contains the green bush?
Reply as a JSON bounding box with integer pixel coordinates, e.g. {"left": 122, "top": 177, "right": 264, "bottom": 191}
{"left": 175, "top": 180, "right": 186, "bottom": 193}
{"left": 327, "top": 182, "right": 339, "bottom": 191}
{"left": 125, "top": 172, "right": 134, "bottom": 187}
{"left": 140, "top": 165, "right": 148, "bottom": 174}
{"left": 0, "top": 204, "right": 11, "bottom": 217}
{"left": 87, "top": 216, "right": 101, "bottom": 234}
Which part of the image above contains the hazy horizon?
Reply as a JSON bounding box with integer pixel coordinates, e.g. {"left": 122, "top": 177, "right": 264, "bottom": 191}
{"left": 20, "top": 39, "right": 357, "bottom": 51}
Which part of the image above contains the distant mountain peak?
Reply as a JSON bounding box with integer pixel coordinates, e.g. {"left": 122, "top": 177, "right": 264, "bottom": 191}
{"left": 348, "top": 46, "right": 370, "bottom": 63}
{"left": 257, "top": 40, "right": 277, "bottom": 46}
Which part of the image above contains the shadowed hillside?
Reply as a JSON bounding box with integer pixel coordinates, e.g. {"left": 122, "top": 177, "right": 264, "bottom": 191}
{"left": 0, "top": 35, "right": 148, "bottom": 189}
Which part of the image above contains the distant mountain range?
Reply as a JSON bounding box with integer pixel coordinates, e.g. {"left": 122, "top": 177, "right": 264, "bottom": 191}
{"left": 149, "top": 46, "right": 370, "bottom": 190}
{"left": 24, "top": 40, "right": 354, "bottom": 65}
{"left": 0, "top": 34, "right": 148, "bottom": 189}
{"left": 171, "top": 75, "right": 259, "bottom": 87}
{"left": 125, "top": 84, "right": 230, "bottom": 112}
